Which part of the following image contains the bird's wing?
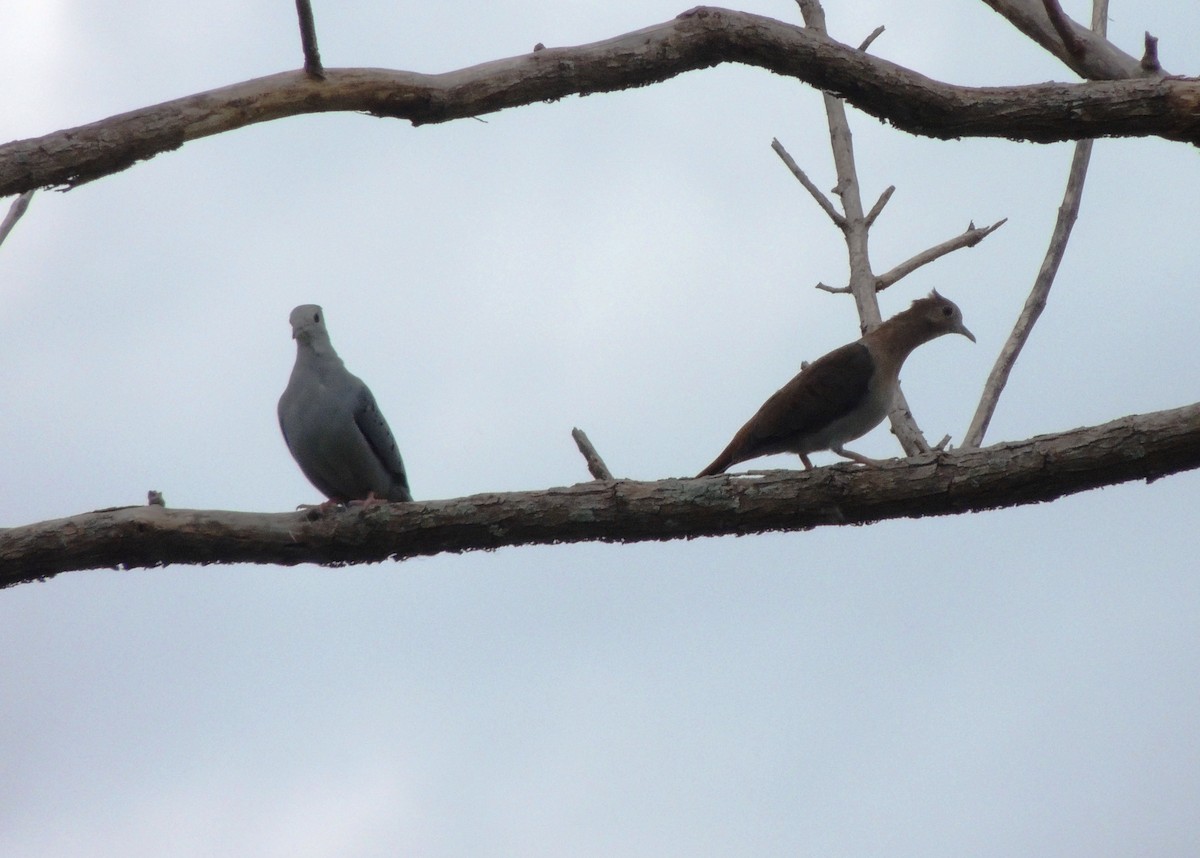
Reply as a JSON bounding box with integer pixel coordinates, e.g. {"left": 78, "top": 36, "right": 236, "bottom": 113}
{"left": 352, "top": 381, "right": 409, "bottom": 486}
{"left": 746, "top": 341, "right": 875, "bottom": 449}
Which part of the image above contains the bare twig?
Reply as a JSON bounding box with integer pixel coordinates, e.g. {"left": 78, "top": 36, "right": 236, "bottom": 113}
{"left": 571, "top": 428, "right": 614, "bottom": 481}
{"left": 0, "top": 191, "right": 34, "bottom": 248}
{"left": 874, "top": 218, "right": 1006, "bottom": 292}
{"left": 1141, "top": 32, "right": 1161, "bottom": 74}
{"left": 863, "top": 185, "right": 895, "bottom": 228}
{"left": 857, "top": 25, "right": 885, "bottom": 53}
{"left": 815, "top": 281, "right": 849, "bottom": 294}
{"left": 295, "top": 0, "right": 325, "bottom": 79}
{"left": 963, "top": 0, "right": 1109, "bottom": 447}
{"left": 771, "top": 138, "right": 844, "bottom": 228}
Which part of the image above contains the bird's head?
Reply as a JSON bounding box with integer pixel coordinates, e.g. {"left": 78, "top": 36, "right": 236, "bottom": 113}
{"left": 289, "top": 304, "right": 328, "bottom": 342}
{"left": 913, "top": 290, "right": 975, "bottom": 343}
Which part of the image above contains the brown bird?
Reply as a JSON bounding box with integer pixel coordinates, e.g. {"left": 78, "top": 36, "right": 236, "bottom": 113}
{"left": 697, "top": 291, "right": 974, "bottom": 477}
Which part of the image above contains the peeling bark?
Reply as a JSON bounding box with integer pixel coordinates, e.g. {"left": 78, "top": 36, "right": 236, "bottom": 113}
{"left": 2, "top": 7, "right": 1199, "bottom": 196}
{"left": 4, "top": 402, "right": 1198, "bottom": 588}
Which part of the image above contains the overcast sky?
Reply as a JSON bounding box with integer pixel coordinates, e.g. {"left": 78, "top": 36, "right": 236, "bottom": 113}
{"left": 3, "top": 1, "right": 1199, "bottom": 856}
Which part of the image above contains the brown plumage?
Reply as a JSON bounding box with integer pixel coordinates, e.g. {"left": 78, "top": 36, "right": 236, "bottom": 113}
{"left": 697, "top": 292, "right": 974, "bottom": 477}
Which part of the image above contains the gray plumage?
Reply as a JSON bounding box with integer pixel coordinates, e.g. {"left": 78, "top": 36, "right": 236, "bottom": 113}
{"left": 278, "top": 304, "right": 412, "bottom": 503}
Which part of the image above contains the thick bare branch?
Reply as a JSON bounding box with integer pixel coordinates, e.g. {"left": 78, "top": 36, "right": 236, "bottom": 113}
{"left": 3, "top": 8, "right": 1199, "bottom": 196}
{"left": 980, "top": 0, "right": 1145, "bottom": 79}
{"left": 4, "top": 402, "right": 1198, "bottom": 587}
{"left": 874, "top": 218, "right": 1006, "bottom": 292}
{"left": 0, "top": 191, "right": 35, "bottom": 248}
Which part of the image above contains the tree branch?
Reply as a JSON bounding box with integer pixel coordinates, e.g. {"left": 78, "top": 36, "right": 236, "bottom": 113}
{"left": 963, "top": 0, "right": 1107, "bottom": 448}
{"left": 4, "top": 402, "right": 1198, "bottom": 587}
{"left": 771, "top": 138, "right": 845, "bottom": 228}
{"left": 980, "top": 0, "right": 1146, "bottom": 79}
{"left": 797, "top": 0, "right": 932, "bottom": 457}
{"left": 571, "top": 428, "right": 615, "bottom": 481}
{"left": 295, "top": 0, "right": 325, "bottom": 79}
{"left": 3, "top": 7, "right": 1199, "bottom": 196}
{"left": 1041, "top": 0, "right": 1087, "bottom": 60}
{"left": 874, "top": 218, "right": 1006, "bottom": 292}
{"left": 0, "top": 191, "right": 35, "bottom": 248}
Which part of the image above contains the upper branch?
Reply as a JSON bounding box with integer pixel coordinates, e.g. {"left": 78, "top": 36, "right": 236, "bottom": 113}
{"left": 3, "top": 401, "right": 1198, "bottom": 587}
{"left": 3, "top": 7, "right": 1199, "bottom": 196}
{"left": 980, "top": 0, "right": 1145, "bottom": 79}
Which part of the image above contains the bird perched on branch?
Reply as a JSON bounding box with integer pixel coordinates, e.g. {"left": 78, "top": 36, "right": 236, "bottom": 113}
{"left": 278, "top": 304, "right": 413, "bottom": 503}
{"left": 697, "top": 291, "right": 974, "bottom": 477}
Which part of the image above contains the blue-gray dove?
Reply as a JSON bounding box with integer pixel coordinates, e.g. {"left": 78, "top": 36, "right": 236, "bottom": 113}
{"left": 278, "top": 304, "right": 413, "bottom": 503}
{"left": 698, "top": 291, "right": 974, "bottom": 476}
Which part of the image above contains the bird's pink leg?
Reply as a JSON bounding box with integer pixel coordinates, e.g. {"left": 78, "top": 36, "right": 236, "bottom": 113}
{"left": 831, "top": 446, "right": 888, "bottom": 467}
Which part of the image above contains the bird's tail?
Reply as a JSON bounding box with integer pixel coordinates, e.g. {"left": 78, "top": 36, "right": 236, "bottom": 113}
{"left": 696, "top": 446, "right": 735, "bottom": 478}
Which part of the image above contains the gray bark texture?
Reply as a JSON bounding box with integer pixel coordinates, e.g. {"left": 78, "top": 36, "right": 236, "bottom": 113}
{"left": 4, "top": 403, "right": 1198, "bottom": 587}
{"left": 2, "top": 7, "right": 1199, "bottom": 197}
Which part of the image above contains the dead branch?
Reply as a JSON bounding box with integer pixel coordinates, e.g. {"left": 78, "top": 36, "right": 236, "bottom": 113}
{"left": 797, "top": 0, "right": 930, "bottom": 456}
{"left": 874, "top": 218, "right": 1007, "bottom": 292}
{"left": 295, "top": 0, "right": 325, "bottom": 79}
{"left": 4, "top": 401, "right": 1198, "bottom": 587}
{"left": 571, "top": 428, "right": 614, "bottom": 481}
{"left": 963, "top": 0, "right": 1108, "bottom": 447}
{"left": 1141, "top": 33, "right": 1161, "bottom": 75}
{"left": 1041, "top": 0, "right": 1087, "bottom": 60}
{"left": 863, "top": 185, "right": 894, "bottom": 228}
{"left": 980, "top": 0, "right": 1147, "bottom": 79}
{"left": 857, "top": 26, "right": 885, "bottom": 53}
{"left": 0, "top": 191, "right": 35, "bottom": 248}
{"left": 3, "top": 7, "right": 1200, "bottom": 196}
{"left": 771, "top": 138, "right": 844, "bottom": 228}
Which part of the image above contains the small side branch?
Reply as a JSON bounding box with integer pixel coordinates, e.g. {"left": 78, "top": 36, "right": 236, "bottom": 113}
{"left": 571, "top": 428, "right": 614, "bottom": 480}
{"left": 1141, "top": 32, "right": 1161, "bottom": 74}
{"left": 0, "top": 191, "right": 35, "bottom": 248}
{"left": 863, "top": 185, "right": 894, "bottom": 228}
{"left": 857, "top": 26, "right": 885, "bottom": 53}
{"left": 1041, "top": 0, "right": 1087, "bottom": 59}
{"left": 295, "top": 0, "right": 325, "bottom": 79}
{"left": 771, "top": 138, "right": 844, "bottom": 228}
{"left": 874, "top": 218, "right": 1006, "bottom": 292}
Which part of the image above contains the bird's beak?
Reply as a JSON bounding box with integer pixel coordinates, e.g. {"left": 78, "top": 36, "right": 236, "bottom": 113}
{"left": 959, "top": 324, "right": 976, "bottom": 343}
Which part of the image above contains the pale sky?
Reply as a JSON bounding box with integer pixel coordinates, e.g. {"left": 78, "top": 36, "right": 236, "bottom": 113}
{"left": 3, "top": 2, "right": 1199, "bottom": 856}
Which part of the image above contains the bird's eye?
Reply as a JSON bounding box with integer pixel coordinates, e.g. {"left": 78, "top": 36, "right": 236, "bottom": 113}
{"left": 313, "top": 312, "right": 320, "bottom": 323}
{"left": 942, "top": 306, "right": 953, "bottom": 317}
